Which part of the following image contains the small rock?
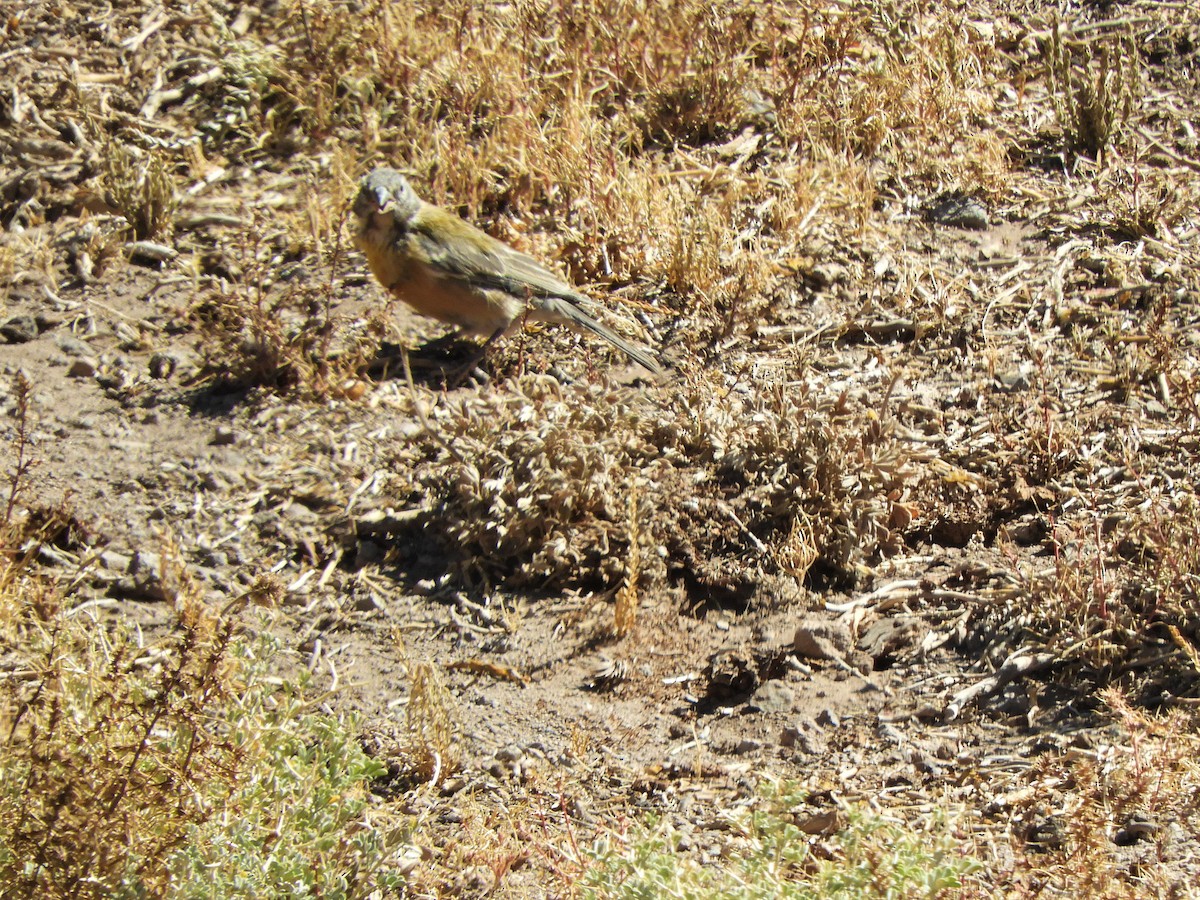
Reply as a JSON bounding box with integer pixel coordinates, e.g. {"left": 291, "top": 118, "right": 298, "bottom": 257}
{"left": 994, "top": 369, "right": 1030, "bottom": 392}
{"left": 1, "top": 315, "right": 39, "bottom": 343}
{"left": 926, "top": 194, "right": 990, "bottom": 230}
{"left": 780, "top": 718, "right": 828, "bottom": 755}
{"left": 396, "top": 420, "right": 426, "bottom": 440}
{"left": 793, "top": 618, "right": 855, "bottom": 661}
{"left": 734, "top": 739, "right": 763, "bottom": 755}
{"left": 1007, "top": 514, "right": 1048, "bottom": 545}
{"left": 148, "top": 352, "right": 177, "bottom": 379}
{"left": 747, "top": 680, "right": 795, "bottom": 714}
{"left": 810, "top": 262, "right": 848, "bottom": 287}
{"left": 816, "top": 708, "right": 840, "bottom": 728}
{"left": 56, "top": 335, "right": 92, "bottom": 357}
{"left": 99, "top": 549, "right": 132, "bottom": 571}
{"left": 128, "top": 549, "right": 162, "bottom": 576}
{"left": 858, "top": 617, "right": 920, "bottom": 665}
{"left": 282, "top": 501, "right": 318, "bottom": 523}
{"left": 126, "top": 240, "right": 177, "bottom": 266}
{"left": 67, "top": 357, "right": 99, "bottom": 378}
{"left": 116, "top": 572, "right": 171, "bottom": 603}
{"left": 211, "top": 426, "right": 236, "bottom": 446}
{"left": 354, "top": 591, "right": 386, "bottom": 612}
{"left": 795, "top": 808, "right": 847, "bottom": 835}
{"left": 393, "top": 844, "right": 424, "bottom": 876}
{"left": 494, "top": 744, "right": 524, "bottom": 764}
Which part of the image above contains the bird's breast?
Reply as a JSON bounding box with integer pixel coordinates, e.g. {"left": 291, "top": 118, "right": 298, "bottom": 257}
{"left": 358, "top": 232, "right": 520, "bottom": 335}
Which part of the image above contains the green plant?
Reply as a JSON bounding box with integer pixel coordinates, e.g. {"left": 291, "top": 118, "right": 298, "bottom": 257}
{"left": 583, "top": 781, "right": 979, "bottom": 899}
{"left": 1045, "top": 16, "right": 1138, "bottom": 157}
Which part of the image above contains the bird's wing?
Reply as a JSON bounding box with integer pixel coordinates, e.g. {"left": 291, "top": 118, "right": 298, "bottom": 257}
{"left": 410, "top": 212, "right": 584, "bottom": 301}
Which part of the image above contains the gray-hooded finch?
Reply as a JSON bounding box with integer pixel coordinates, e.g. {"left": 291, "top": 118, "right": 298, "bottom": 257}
{"left": 351, "top": 167, "right": 662, "bottom": 375}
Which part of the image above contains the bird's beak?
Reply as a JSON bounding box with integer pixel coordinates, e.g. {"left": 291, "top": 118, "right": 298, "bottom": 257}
{"left": 373, "top": 187, "right": 394, "bottom": 214}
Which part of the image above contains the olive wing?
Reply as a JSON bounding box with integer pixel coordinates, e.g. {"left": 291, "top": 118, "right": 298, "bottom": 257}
{"left": 410, "top": 213, "right": 583, "bottom": 301}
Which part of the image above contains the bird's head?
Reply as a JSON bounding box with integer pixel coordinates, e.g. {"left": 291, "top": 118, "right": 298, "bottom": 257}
{"left": 352, "top": 168, "right": 422, "bottom": 231}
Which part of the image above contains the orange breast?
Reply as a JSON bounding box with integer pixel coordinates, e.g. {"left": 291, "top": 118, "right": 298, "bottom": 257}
{"left": 359, "top": 237, "right": 520, "bottom": 335}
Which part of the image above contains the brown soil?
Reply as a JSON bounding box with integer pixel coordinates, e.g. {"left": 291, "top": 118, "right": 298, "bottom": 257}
{"left": 4, "top": 1, "right": 1200, "bottom": 895}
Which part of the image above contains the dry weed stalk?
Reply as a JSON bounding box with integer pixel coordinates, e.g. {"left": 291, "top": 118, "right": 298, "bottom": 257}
{"left": 190, "top": 213, "right": 382, "bottom": 395}
{"left": 613, "top": 483, "right": 640, "bottom": 638}
{"left": 403, "top": 660, "right": 460, "bottom": 786}
{"left": 2, "top": 373, "right": 34, "bottom": 527}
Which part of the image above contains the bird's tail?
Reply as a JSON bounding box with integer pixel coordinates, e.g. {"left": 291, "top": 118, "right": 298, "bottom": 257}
{"left": 539, "top": 296, "right": 664, "bottom": 376}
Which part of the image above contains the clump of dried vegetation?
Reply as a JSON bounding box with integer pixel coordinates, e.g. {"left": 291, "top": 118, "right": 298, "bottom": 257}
{"left": 967, "top": 481, "right": 1200, "bottom": 703}
{"left": 379, "top": 374, "right": 919, "bottom": 600}
{"left": 996, "top": 689, "right": 1200, "bottom": 896}
{"left": 188, "top": 210, "right": 386, "bottom": 395}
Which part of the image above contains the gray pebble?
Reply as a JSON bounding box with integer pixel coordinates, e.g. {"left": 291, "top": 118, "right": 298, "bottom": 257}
{"left": 56, "top": 335, "right": 93, "bottom": 357}
{"left": 926, "top": 194, "right": 990, "bottom": 230}
{"left": 99, "top": 549, "right": 132, "bottom": 571}
{"left": 747, "top": 680, "right": 795, "bottom": 714}
{"left": 1, "top": 315, "right": 39, "bottom": 343}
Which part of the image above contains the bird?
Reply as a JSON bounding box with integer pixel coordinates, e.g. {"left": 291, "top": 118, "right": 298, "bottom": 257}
{"left": 351, "top": 167, "right": 662, "bottom": 376}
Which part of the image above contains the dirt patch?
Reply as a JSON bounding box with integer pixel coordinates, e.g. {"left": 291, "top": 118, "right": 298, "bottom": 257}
{"left": 5, "top": 0, "right": 1200, "bottom": 895}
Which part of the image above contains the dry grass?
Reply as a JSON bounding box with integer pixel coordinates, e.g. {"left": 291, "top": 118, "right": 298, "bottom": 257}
{"left": 1045, "top": 15, "right": 1138, "bottom": 158}
{"left": 0, "top": 383, "right": 405, "bottom": 896}
{"left": 188, "top": 211, "right": 385, "bottom": 395}
{"left": 994, "top": 690, "right": 1200, "bottom": 897}
{"left": 612, "top": 483, "right": 641, "bottom": 637}
{"left": 98, "top": 0, "right": 1019, "bottom": 379}
{"left": 5, "top": 0, "right": 1200, "bottom": 894}
{"left": 100, "top": 140, "right": 178, "bottom": 241}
